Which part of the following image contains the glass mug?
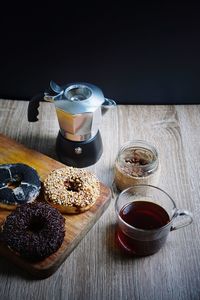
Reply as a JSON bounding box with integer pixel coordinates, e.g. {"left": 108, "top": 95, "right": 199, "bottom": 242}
{"left": 115, "top": 185, "right": 193, "bottom": 256}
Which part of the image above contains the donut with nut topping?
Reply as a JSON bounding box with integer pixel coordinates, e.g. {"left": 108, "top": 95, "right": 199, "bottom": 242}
{"left": 43, "top": 166, "right": 100, "bottom": 213}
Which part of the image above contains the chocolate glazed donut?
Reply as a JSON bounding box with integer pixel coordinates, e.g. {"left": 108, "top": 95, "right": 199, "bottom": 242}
{"left": 1, "top": 202, "right": 65, "bottom": 261}
{"left": 0, "top": 163, "right": 41, "bottom": 209}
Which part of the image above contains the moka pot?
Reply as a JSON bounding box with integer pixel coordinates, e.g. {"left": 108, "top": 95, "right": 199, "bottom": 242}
{"left": 28, "top": 81, "right": 116, "bottom": 167}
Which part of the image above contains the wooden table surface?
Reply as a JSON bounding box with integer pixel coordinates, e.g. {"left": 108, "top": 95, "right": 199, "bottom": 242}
{"left": 0, "top": 100, "right": 199, "bottom": 300}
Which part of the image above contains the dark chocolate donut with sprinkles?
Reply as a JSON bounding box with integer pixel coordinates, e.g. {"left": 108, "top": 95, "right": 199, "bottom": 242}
{"left": 1, "top": 202, "right": 65, "bottom": 261}
{"left": 0, "top": 163, "right": 41, "bottom": 209}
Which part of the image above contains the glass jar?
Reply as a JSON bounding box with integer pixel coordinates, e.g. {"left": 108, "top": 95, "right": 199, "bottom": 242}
{"left": 114, "top": 140, "right": 160, "bottom": 191}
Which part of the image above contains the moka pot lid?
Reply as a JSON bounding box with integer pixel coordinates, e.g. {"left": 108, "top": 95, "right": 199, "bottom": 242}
{"left": 46, "top": 82, "right": 105, "bottom": 115}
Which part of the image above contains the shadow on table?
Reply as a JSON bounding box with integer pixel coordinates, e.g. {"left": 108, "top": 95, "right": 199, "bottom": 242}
{"left": 105, "top": 222, "right": 143, "bottom": 261}
{"left": 0, "top": 256, "right": 36, "bottom": 280}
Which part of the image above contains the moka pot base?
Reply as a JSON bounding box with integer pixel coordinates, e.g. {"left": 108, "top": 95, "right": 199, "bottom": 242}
{"left": 56, "top": 130, "right": 103, "bottom": 168}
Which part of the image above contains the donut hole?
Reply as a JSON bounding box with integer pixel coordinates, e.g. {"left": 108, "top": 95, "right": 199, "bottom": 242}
{"left": 64, "top": 179, "right": 82, "bottom": 192}
{"left": 28, "top": 216, "right": 46, "bottom": 233}
{"left": 6, "top": 174, "right": 22, "bottom": 190}
{"left": 7, "top": 179, "right": 21, "bottom": 190}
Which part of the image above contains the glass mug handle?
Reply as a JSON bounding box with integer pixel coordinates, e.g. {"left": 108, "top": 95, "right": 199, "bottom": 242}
{"left": 171, "top": 209, "right": 193, "bottom": 231}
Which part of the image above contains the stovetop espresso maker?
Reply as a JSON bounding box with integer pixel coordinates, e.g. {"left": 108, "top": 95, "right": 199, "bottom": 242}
{"left": 28, "top": 81, "right": 116, "bottom": 167}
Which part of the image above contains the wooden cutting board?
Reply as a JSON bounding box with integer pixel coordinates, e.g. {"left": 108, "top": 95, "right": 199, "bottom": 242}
{"left": 0, "top": 134, "right": 111, "bottom": 278}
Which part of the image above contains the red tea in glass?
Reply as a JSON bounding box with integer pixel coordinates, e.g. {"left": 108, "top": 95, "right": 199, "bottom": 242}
{"left": 117, "top": 201, "right": 170, "bottom": 255}
{"left": 115, "top": 185, "right": 193, "bottom": 256}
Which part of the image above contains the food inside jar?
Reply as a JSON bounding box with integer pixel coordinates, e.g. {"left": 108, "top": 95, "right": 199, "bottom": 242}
{"left": 118, "top": 147, "right": 156, "bottom": 177}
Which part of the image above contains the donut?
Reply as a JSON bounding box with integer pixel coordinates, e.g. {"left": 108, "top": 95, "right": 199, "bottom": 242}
{"left": 1, "top": 202, "right": 65, "bottom": 261}
{"left": 43, "top": 166, "right": 100, "bottom": 214}
{"left": 0, "top": 163, "right": 41, "bottom": 210}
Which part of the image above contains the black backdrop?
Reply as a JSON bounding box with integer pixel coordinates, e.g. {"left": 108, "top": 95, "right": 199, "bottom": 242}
{"left": 0, "top": 2, "right": 200, "bottom": 104}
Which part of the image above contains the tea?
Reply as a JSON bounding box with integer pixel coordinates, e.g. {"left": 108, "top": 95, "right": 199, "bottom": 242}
{"left": 117, "top": 201, "right": 170, "bottom": 255}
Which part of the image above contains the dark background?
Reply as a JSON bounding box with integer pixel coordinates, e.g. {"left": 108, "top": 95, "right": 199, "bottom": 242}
{"left": 0, "top": 2, "right": 200, "bottom": 104}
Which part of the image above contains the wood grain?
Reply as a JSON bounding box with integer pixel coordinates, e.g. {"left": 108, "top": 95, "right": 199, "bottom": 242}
{"left": 0, "top": 100, "right": 200, "bottom": 300}
{"left": 0, "top": 134, "right": 111, "bottom": 278}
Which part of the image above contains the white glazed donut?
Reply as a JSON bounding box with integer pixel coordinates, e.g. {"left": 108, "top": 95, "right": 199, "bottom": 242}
{"left": 0, "top": 163, "right": 41, "bottom": 210}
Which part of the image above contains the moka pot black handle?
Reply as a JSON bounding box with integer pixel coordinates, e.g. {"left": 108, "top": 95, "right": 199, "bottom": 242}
{"left": 27, "top": 92, "right": 44, "bottom": 122}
